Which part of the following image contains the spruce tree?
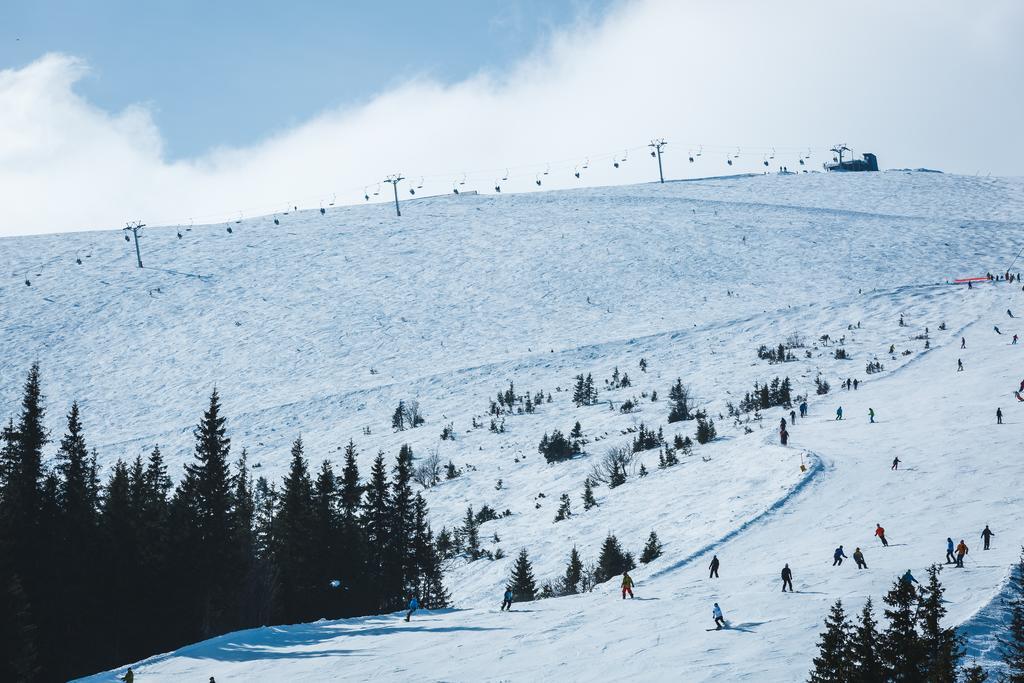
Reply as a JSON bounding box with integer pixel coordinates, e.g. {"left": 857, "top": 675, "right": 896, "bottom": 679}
{"left": 596, "top": 534, "right": 632, "bottom": 583}
{"left": 809, "top": 600, "right": 853, "bottom": 683}
{"left": 695, "top": 411, "right": 717, "bottom": 444}
{"left": 340, "top": 440, "right": 362, "bottom": 516}
{"left": 668, "top": 378, "right": 691, "bottom": 422}
{"left": 312, "top": 459, "right": 339, "bottom": 616}
{"left": 274, "top": 437, "right": 317, "bottom": 622}
{"left": 640, "top": 531, "right": 663, "bottom": 564}
{"left": 582, "top": 478, "right": 598, "bottom": 510}
{"left": 462, "top": 505, "right": 481, "bottom": 560}
{"left": 849, "top": 597, "right": 884, "bottom": 683}
{"left": 881, "top": 576, "right": 925, "bottom": 681}
{"left": 562, "top": 546, "right": 584, "bottom": 595}
{"left": 390, "top": 445, "right": 417, "bottom": 602}
{"left": 1001, "top": 549, "right": 1024, "bottom": 683}
{"left": 99, "top": 460, "right": 137, "bottom": 666}
{"left": 917, "top": 564, "right": 962, "bottom": 681}
{"left": 361, "top": 451, "right": 391, "bottom": 610}
{"left": 554, "top": 493, "right": 572, "bottom": 522}
{"left": 508, "top": 548, "right": 537, "bottom": 602}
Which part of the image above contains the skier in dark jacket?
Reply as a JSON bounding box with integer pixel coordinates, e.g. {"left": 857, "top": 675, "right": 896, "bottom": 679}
{"left": 958, "top": 359, "right": 964, "bottom": 372}
{"left": 781, "top": 564, "right": 794, "bottom": 592}
{"left": 121, "top": 669, "right": 134, "bottom": 683}
{"left": 780, "top": 428, "right": 789, "bottom": 445}
{"left": 946, "top": 538, "right": 956, "bottom": 564}
{"left": 833, "top": 546, "right": 847, "bottom": 566}
{"left": 405, "top": 596, "right": 419, "bottom": 621}
{"left": 891, "top": 456, "right": 900, "bottom": 470}
{"left": 901, "top": 569, "right": 918, "bottom": 586}
{"left": 709, "top": 555, "right": 720, "bottom": 578}
{"left": 790, "top": 409, "right": 796, "bottom": 424}
{"left": 853, "top": 547, "right": 867, "bottom": 569}
{"left": 501, "top": 589, "right": 514, "bottom": 611}
{"left": 800, "top": 401, "right": 808, "bottom": 418}
{"left": 981, "top": 525, "right": 995, "bottom": 550}
{"left": 997, "top": 408, "right": 1003, "bottom": 424}
{"left": 835, "top": 406, "right": 843, "bottom": 421}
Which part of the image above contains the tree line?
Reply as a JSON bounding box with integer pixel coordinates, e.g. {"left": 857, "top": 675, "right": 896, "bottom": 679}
{"left": 0, "top": 364, "right": 447, "bottom": 682}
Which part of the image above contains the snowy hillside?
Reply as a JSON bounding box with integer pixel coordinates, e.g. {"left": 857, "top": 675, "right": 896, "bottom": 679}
{"left": 2, "top": 171, "right": 1023, "bottom": 680}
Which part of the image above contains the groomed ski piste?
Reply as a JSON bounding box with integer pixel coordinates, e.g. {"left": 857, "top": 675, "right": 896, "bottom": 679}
{"left": 2, "top": 171, "right": 1022, "bottom": 681}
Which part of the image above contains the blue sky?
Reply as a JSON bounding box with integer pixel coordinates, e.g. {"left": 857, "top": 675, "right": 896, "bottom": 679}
{"left": 2, "top": 1, "right": 612, "bottom": 158}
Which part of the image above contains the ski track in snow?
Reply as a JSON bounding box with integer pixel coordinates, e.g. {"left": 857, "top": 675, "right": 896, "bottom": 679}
{"left": 4, "top": 171, "right": 1022, "bottom": 681}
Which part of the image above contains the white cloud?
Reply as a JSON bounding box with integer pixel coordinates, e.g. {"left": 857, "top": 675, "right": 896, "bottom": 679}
{"left": 1, "top": 0, "right": 1022, "bottom": 236}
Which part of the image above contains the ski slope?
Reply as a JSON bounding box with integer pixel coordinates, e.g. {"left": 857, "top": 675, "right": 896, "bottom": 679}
{"left": 2, "top": 171, "right": 1023, "bottom": 680}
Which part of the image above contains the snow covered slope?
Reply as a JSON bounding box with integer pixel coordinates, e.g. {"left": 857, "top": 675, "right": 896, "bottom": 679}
{"left": 3, "top": 171, "right": 1023, "bottom": 680}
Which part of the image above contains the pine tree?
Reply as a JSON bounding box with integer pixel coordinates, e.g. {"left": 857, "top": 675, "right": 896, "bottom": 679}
{"left": 99, "top": 460, "right": 137, "bottom": 666}
{"left": 392, "top": 400, "right": 406, "bottom": 431}
{"left": 1001, "top": 549, "right": 1024, "bottom": 683}
{"left": 312, "top": 459, "right": 339, "bottom": 616}
{"left": 389, "top": 445, "right": 417, "bottom": 601}
{"left": 596, "top": 534, "right": 633, "bottom": 583}
{"left": 340, "top": 440, "right": 362, "bottom": 515}
{"left": 881, "top": 576, "right": 926, "bottom": 681}
{"left": 461, "top": 505, "right": 481, "bottom": 560}
{"left": 273, "top": 437, "right": 317, "bottom": 622}
{"left": 361, "top": 451, "right": 391, "bottom": 611}
{"left": 667, "top": 378, "right": 691, "bottom": 422}
{"left": 562, "top": 546, "right": 584, "bottom": 595}
{"left": 809, "top": 599, "right": 853, "bottom": 682}
{"left": 508, "top": 548, "right": 537, "bottom": 602}
{"left": 695, "top": 411, "right": 717, "bottom": 444}
{"left": 582, "top": 478, "right": 598, "bottom": 510}
{"left": 849, "top": 598, "right": 884, "bottom": 683}
{"left": 640, "top": 531, "right": 663, "bottom": 564}
{"left": 554, "top": 493, "right": 572, "bottom": 522}
{"left": 917, "top": 564, "right": 962, "bottom": 681}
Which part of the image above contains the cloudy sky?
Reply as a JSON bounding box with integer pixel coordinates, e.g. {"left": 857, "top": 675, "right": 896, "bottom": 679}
{"left": 1, "top": 0, "right": 1022, "bottom": 236}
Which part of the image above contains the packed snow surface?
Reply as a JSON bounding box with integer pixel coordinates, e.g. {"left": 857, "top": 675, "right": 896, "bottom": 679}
{"left": 2, "top": 171, "right": 1023, "bottom": 681}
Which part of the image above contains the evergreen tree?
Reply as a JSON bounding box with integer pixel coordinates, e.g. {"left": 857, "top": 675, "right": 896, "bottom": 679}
{"left": 667, "top": 378, "right": 691, "bottom": 422}
{"left": 881, "top": 576, "right": 926, "bottom": 681}
{"left": 508, "top": 548, "right": 537, "bottom": 602}
{"left": 0, "top": 565, "right": 39, "bottom": 682}
{"left": 461, "top": 505, "right": 481, "bottom": 560}
{"left": 312, "top": 459, "right": 339, "bottom": 616}
{"left": 640, "top": 531, "right": 663, "bottom": 564}
{"left": 412, "top": 493, "right": 449, "bottom": 608}
{"left": 390, "top": 445, "right": 417, "bottom": 601}
{"left": 361, "top": 451, "right": 391, "bottom": 610}
{"left": 273, "top": 437, "right": 317, "bottom": 622}
{"left": 339, "top": 440, "right": 362, "bottom": 516}
{"left": 1001, "top": 549, "right": 1024, "bottom": 683}
{"left": 99, "top": 460, "right": 137, "bottom": 666}
{"left": 582, "top": 478, "right": 598, "bottom": 510}
{"left": 961, "top": 664, "right": 988, "bottom": 682}
{"left": 596, "top": 534, "right": 633, "bottom": 583}
{"left": 392, "top": 400, "right": 406, "bottom": 431}
{"left": 185, "top": 389, "right": 241, "bottom": 637}
{"left": 695, "top": 411, "right": 717, "bottom": 444}
{"left": 809, "top": 600, "right": 853, "bottom": 683}
{"left": 849, "top": 598, "right": 884, "bottom": 683}
{"left": 554, "top": 493, "right": 572, "bottom": 522}
{"left": 562, "top": 546, "right": 584, "bottom": 595}
{"left": 917, "top": 564, "right": 962, "bottom": 682}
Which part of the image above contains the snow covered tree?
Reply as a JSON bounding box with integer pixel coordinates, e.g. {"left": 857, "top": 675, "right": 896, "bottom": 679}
{"left": 582, "top": 478, "right": 598, "bottom": 510}
{"left": 554, "top": 493, "right": 572, "bottom": 522}
{"left": 640, "top": 531, "right": 663, "bottom": 564}
{"left": 508, "top": 548, "right": 537, "bottom": 602}
{"left": 809, "top": 600, "right": 853, "bottom": 683}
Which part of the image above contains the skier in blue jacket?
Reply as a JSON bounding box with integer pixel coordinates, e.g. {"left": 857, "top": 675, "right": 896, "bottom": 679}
{"left": 501, "top": 589, "right": 513, "bottom": 611}
{"left": 833, "top": 546, "right": 847, "bottom": 566}
{"left": 945, "top": 538, "right": 956, "bottom": 564}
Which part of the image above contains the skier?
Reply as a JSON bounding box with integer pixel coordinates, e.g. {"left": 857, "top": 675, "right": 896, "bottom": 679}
{"left": 501, "top": 588, "right": 514, "bottom": 611}
{"left": 835, "top": 406, "right": 843, "bottom": 421}
{"left": 889, "top": 344, "right": 896, "bottom": 354}
{"left": 997, "top": 408, "right": 1003, "bottom": 425}
{"left": 1009, "top": 309, "right": 1014, "bottom": 318}
{"left": 709, "top": 555, "right": 720, "bottom": 578}
{"left": 853, "top": 547, "right": 867, "bottom": 569}
{"left": 995, "top": 326, "right": 1002, "bottom": 335}
{"left": 780, "top": 428, "right": 789, "bottom": 445}
{"left": 961, "top": 337, "right": 966, "bottom": 349}
{"left": 958, "top": 359, "right": 964, "bottom": 372}
{"left": 800, "top": 401, "right": 808, "bottom": 418}
{"left": 405, "top": 596, "right": 419, "bottom": 621}
{"left": 1014, "top": 334, "right": 1019, "bottom": 345}
{"left": 780, "top": 417, "right": 787, "bottom": 431}
{"left": 781, "top": 563, "right": 794, "bottom": 592}
{"left": 981, "top": 525, "right": 995, "bottom": 550}
{"left": 833, "top": 545, "right": 847, "bottom": 566}
{"left": 901, "top": 569, "right": 918, "bottom": 586}
{"left": 875, "top": 524, "right": 889, "bottom": 547}
{"left": 790, "top": 409, "right": 796, "bottom": 424}
{"left": 946, "top": 538, "right": 957, "bottom": 564}
{"left": 713, "top": 602, "right": 726, "bottom": 630}
{"left": 955, "top": 540, "right": 969, "bottom": 567}
{"left": 621, "top": 571, "right": 635, "bottom": 599}
{"left": 891, "top": 456, "right": 900, "bottom": 471}
{"left": 121, "top": 669, "right": 134, "bottom": 683}
{"left": 853, "top": 379, "right": 859, "bottom": 390}
{"left": 1020, "top": 379, "right": 1024, "bottom": 392}
{"left": 868, "top": 408, "right": 875, "bottom": 423}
